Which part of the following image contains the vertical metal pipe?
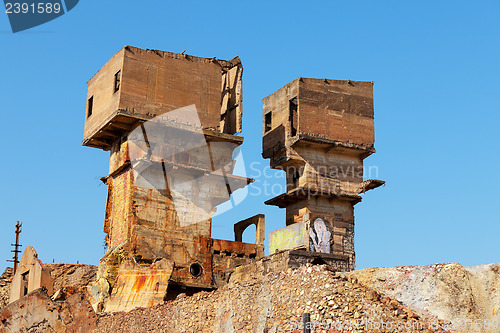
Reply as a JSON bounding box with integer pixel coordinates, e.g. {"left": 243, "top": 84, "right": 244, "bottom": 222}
{"left": 12, "top": 221, "right": 22, "bottom": 274}
{"left": 302, "top": 312, "right": 311, "bottom": 333}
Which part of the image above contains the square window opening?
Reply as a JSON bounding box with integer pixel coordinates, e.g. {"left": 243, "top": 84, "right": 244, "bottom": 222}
{"left": 114, "top": 70, "right": 121, "bottom": 93}
{"left": 289, "top": 97, "right": 298, "bottom": 137}
{"left": 265, "top": 112, "right": 272, "bottom": 132}
{"left": 87, "top": 96, "right": 93, "bottom": 118}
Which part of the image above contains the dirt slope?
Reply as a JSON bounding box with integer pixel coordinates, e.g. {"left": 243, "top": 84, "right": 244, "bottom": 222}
{"left": 348, "top": 263, "right": 500, "bottom": 333}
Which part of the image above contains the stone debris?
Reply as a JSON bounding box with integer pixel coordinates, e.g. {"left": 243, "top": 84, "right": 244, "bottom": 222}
{"left": 348, "top": 262, "right": 500, "bottom": 333}
{"left": 0, "top": 268, "right": 13, "bottom": 309}
{"left": 46, "top": 263, "right": 98, "bottom": 292}
{"left": 94, "top": 264, "right": 452, "bottom": 333}
{"left": 0, "top": 286, "right": 97, "bottom": 332}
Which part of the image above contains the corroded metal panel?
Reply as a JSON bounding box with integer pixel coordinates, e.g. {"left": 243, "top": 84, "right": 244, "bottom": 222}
{"left": 268, "top": 221, "right": 309, "bottom": 254}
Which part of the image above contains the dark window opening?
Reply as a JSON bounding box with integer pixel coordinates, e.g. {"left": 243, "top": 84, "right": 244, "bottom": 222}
{"left": 189, "top": 263, "right": 203, "bottom": 277}
{"left": 289, "top": 97, "right": 298, "bottom": 136}
{"left": 114, "top": 70, "right": 121, "bottom": 92}
{"left": 21, "top": 271, "right": 29, "bottom": 296}
{"left": 265, "top": 112, "right": 272, "bottom": 132}
{"left": 293, "top": 170, "right": 300, "bottom": 187}
{"left": 87, "top": 96, "right": 93, "bottom": 118}
{"left": 249, "top": 253, "right": 257, "bottom": 259}
{"left": 236, "top": 253, "right": 245, "bottom": 258}
{"left": 311, "top": 257, "right": 327, "bottom": 265}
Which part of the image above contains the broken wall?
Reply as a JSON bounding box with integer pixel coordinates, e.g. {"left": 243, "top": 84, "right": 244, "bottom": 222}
{"left": 1, "top": 287, "right": 96, "bottom": 333}
{"left": 9, "top": 247, "right": 53, "bottom": 304}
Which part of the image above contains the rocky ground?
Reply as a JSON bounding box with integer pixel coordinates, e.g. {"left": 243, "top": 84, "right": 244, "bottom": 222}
{"left": 2, "top": 261, "right": 499, "bottom": 332}
{"left": 46, "top": 263, "right": 97, "bottom": 292}
{"left": 348, "top": 263, "right": 500, "bottom": 333}
{"left": 94, "top": 264, "right": 451, "bottom": 332}
{"left": 0, "top": 268, "right": 13, "bottom": 309}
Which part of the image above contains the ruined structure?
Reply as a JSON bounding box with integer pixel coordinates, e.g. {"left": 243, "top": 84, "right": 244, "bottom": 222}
{"left": 263, "top": 78, "right": 384, "bottom": 271}
{"left": 9, "top": 246, "right": 53, "bottom": 304}
{"left": 83, "top": 46, "right": 264, "bottom": 312}
{"left": 80, "top": 47, "right": 384, "bottom": 312}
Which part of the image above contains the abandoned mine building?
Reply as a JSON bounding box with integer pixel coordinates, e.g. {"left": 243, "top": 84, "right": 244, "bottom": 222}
{"left": 79, "top": 46, "right": 383, "bottom": 313}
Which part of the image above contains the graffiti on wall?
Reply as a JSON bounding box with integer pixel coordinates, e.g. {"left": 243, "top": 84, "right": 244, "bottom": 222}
{"left": 309, "top": 217, "right": 332, "bottom": 253}
{"left": 268, "top": 221, "right": 309, "bottom": 254}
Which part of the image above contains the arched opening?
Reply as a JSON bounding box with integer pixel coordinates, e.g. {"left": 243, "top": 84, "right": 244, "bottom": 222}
{"left": 242, "top": 223, "right": 256, "bottom": 244}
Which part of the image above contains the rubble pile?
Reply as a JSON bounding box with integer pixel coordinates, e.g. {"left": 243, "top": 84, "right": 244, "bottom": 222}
{"left": 95, "top": 264, "right": 450, "bottom": 332}
{"left": 0, "top": 286, "right": 97, "bottom": 332}
{"left": 0, "top": 268, "right": 13, "bottom": 309}
{"left": 348, "top": 263, "right": 500, "bottom": 333}
{"left": 46, "top": 263, "right": 97, "bottom": 292}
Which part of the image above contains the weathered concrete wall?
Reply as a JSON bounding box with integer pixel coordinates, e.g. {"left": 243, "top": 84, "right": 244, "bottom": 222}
{"left": 262, "top": 79, "right": 299, "bottom": 159}
{"left": 298, "top": 78, "right": 374, "bottom": 147}
{"left": 0, "top": 287, "right": 96, "bottom": 333}
{"left": 262, "top": 78, "right": 374, "bottom": 160}
{"left": 104, "top": 259, "right": 174, "bottom": 313}
{"left": 269, "top": 204, "right": 355, "bottom": 271}
{"left": 104, "top": 168, "right": 134, "bottom": 249}
{"left": 83, "top": 46, "right": 243, "bottom": 150}
{"left": 269, "top": 221, "right": 309, "bottom": 254}
{"left": 83, "top": 48, "right": 125, "bottom": 144}
{"left": 9, "top": 247, "right": 53, "bottom": 304}
{"left": 119, "top": 47, "right": 227, "bottom": 131}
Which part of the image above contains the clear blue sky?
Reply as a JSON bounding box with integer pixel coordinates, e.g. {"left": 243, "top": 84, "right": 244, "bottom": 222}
{"left": 1, "top": 1, "right": 499, "bottom": 272}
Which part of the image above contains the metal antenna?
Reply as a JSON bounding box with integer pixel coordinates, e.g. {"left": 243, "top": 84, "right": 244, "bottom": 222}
{"left": 7, "top": 221, "right": 22, "bottom": 273}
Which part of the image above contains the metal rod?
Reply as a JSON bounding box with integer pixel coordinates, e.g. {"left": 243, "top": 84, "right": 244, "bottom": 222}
{"left": 11, "top": 221, "right": 22, "bottom": 274}
{"left": 302, "top": 312, "right": 311, "bottom": 333}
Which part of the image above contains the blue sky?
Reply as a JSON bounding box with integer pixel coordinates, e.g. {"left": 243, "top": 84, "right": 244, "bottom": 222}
{"left": 0, "top": 1, "right": 498, "bottom": 271}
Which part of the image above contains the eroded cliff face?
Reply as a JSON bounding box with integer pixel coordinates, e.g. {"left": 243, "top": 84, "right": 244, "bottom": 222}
{"left": 348, "top": 263, "right": 500, "bottom": 333}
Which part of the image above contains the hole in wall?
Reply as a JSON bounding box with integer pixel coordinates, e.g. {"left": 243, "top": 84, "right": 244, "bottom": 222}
{"left": 189, "top": 263, "right": 203, "bottom": 277}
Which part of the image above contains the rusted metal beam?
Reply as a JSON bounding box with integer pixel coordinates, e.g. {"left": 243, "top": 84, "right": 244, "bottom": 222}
{"left": 7, "top": 221, "right": 22, "bottom": 274}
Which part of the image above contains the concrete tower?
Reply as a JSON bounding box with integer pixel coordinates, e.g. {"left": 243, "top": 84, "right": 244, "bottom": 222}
{"left": 83, "top": 46, "right": 264, "bottom": 312}
{"left": 264, "top": 78, "right": 384, "bottom": 271}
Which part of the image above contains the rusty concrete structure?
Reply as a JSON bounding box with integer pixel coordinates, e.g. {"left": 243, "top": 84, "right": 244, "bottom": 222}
{"left": 1, "top": 287, "right": 97, "bottom": 332}
{"left": 263, "top": 78, "right": 384, "bottom": 271}
{"left": 83, "top": 46, "right": 265, "bottom": 312}
{"left": 8, "top": 246, "right": 53, "bottom": 304}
